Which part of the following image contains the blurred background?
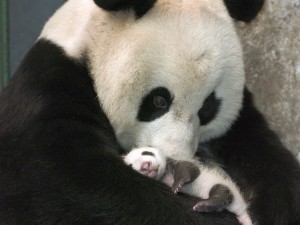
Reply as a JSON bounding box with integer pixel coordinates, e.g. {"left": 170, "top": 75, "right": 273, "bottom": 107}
{"left": 0, "top": 0, "right": 299, "bottom": 159}
{"left": 238, "top": 0, "right": 300, "bottom": 159}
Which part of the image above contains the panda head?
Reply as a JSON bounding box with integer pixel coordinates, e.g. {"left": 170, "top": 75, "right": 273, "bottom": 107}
{"left": 41, "top": 0, "right": 264, "bottom": 158}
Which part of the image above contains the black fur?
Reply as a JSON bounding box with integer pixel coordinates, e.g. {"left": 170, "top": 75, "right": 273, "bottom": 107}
{"left": 142, "top": 151, "right": 155, "bottom": 156}
{"left": 165, "top": 160, "right": 234, "bottom": 213}
{"left": 198, "top": 92, "right": 221, "bottom": 126}
{"left": 93, "top": 0, "right": 156, "bottom": 17}
{"left": 0, "top": 39, "right": 239, "bottom": 225}
{"left": 1, "top": 1, "right": 298, "bottom": 223}
{"left": 94, "top": 0, "right": 264, "bottom": 22}
{"left": 223, "top": 0, "right": 265, "bottom": 22}
{"left": 137, "top": 87, "right": 172, "bottom": 122}
{"left": 197, "top": 89, "right": 300, "bottom": 225}
{"left": 166, "top": 158, "right": 200, "bottom": 192}
{"left": 194, "top": 184, "right": 234, "bottom": 213}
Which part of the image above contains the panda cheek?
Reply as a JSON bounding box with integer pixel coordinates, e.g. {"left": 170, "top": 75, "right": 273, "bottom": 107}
{"left": 198, "top": 92, "right": 222, "bottom": 126}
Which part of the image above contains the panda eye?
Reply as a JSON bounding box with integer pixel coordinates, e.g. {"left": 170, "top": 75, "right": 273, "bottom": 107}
{"left": 137, "top": 87, "right": 172, "bottom": 122}
{"left": 153, "top": 96, "right": 168, "bottom": 109}
{"left": 198, "top": 92, "right": 221, "bottom": 126}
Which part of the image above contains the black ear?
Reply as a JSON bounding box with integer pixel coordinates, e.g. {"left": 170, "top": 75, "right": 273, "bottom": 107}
{"left": 93, "top": 0, "right": 156, "bottom": 17}
{"left": 223, "top": 0, "right": 264, "bottom": 22}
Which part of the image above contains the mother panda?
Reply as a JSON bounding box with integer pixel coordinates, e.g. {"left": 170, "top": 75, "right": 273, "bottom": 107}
{"left": 0, "top": 0, "right": 299, "bottom": 225}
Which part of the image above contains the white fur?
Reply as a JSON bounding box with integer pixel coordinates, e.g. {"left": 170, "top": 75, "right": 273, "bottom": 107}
{"left": 40, "top": 0, "right": 97, "bottom": 58}
{"left": 41, "top": 2, "right": 249, "bottom": 222}
{"left": 123, "top": 147, "right": 167, "bottom": 179}
{"left": 41, "top": 0, "right": 245, "bottom": 160}
{"left": 125, "top": 148, "right": 253, "bottom": 225}
{"left": 86, "top": 0, "right": 245, "bottom": 157}
{"left": 183, "top": 161, "right": 251, "bottom": 224}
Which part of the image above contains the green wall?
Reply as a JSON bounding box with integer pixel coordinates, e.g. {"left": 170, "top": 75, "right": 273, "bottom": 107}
{"left": 0, "top": 0, "right": 9, "bottom": 91}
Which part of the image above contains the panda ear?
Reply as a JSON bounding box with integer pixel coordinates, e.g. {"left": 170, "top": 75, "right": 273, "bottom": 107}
{"left": 223, "top": 0, "right": 264, "bottom": 22}
{"left": 93, "top": 0, "right": 156, "bottom": 17}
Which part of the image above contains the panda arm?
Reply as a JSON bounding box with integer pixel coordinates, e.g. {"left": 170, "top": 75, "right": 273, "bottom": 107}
{"left": 0, "top": 39, "right": 239, "bottom": 225}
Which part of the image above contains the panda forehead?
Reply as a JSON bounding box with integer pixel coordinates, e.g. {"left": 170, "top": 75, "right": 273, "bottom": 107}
{"left": 88, "top": 0, "right": 238, "bottom": 79}
{"left": 129, "top": 10, "right": 229, "bottom": 53}
{"left": 152, "top": 0, "right": 230, "bottom": 20}
{"left": 113, "top": 16, "right": 232, "bottom": 97}
{"left": 116, "top": 43, "right": 212, "bottom": 105}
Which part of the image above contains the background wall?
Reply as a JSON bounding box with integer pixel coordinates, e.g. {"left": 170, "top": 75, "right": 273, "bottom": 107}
{"left": 9, "top": 0, "right": 64, "bottom": 74}
{"left": 238, "top": 0, "right": 300, "bottom": 159}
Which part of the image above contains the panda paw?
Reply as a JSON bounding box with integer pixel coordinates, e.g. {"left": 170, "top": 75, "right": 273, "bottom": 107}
{"left": 123, "top": 147, "right": 166, "bottom": 180}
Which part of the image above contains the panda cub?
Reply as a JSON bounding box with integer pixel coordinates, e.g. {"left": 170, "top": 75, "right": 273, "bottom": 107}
{"left": 124, "top": 147, "right": 252, "bottom": 225}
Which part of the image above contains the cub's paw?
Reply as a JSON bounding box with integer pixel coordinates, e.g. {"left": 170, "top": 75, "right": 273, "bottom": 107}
{"left": 124, "top": 147, "right": 166, "bottom": 180}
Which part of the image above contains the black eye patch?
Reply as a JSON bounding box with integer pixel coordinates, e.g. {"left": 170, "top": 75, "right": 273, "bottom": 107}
{"left": 198, "top": 92, "right": 221, "bottom": 126}
{"left": 141, "top": 151, "right": 155, "bottom": 156}
{"left": 137, "top": 87, "right": 172, "bottom": 122}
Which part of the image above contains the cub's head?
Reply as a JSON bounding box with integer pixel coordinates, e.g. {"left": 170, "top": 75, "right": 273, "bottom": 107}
{"left": 41, "top": 0, "right": 264, "bottom": 158}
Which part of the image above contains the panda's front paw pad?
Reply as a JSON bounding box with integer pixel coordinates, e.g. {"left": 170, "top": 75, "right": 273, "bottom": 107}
{"left": 124, "top": 147, "right": 165, "bottom": 179}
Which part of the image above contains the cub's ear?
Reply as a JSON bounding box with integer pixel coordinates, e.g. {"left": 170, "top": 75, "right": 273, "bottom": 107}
{"left": 223, "top": 0, "right": 264, "bottom": 22}
{"left": 93, "top": 0, "right": 156, "bottom": 17}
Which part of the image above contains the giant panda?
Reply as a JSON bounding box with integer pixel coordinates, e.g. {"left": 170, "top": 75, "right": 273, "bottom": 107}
{"left": 0, "top": 0, "right": 299, "bottom": 225}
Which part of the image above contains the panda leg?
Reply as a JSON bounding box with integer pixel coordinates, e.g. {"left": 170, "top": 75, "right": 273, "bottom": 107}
{"left": 193, "top": 184, "right": 233, "bottom": 212}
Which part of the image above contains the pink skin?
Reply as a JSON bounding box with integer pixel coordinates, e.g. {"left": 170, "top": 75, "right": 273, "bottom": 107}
{"left": 140, "top": 162, "right": 158, "bottom": 178}
{"left": 237, "top": 213, "right": 252, "bottom": 225}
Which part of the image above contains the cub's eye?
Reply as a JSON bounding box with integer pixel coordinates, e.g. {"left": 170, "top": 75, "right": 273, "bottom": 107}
{"left": 137, "top": 87, "right": 172, "bottom": 122}
{"left": 153, "top": 96, "right": 168, "bottom": 109}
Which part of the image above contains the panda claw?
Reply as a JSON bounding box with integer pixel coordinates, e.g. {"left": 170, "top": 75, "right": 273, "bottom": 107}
{"left": 173, "top": 184, "right": 182, "bottom": 194}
